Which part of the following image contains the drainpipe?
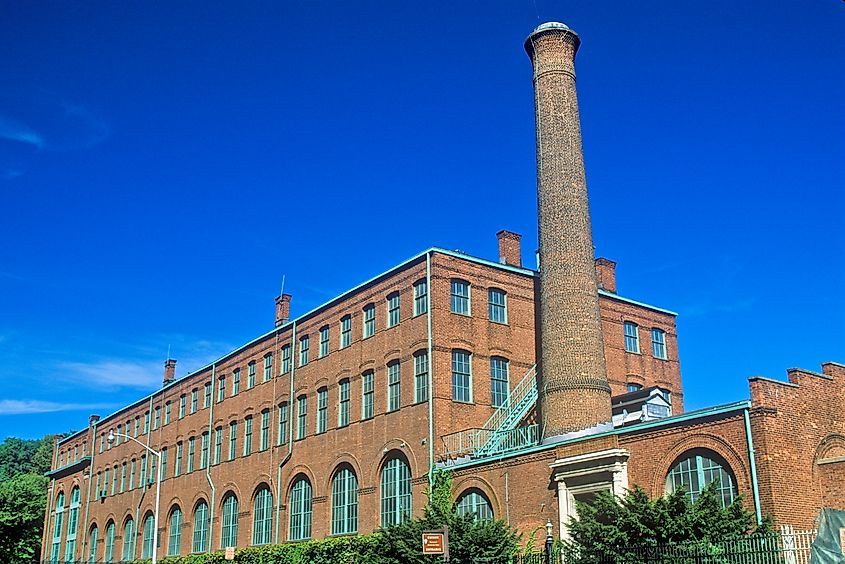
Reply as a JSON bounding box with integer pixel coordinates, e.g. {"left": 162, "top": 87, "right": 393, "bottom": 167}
{"left": 426, "top": 252, "right": 435, "bottom": 487}
{"left": 275, "top": 321, "right": 296, "bottom": 544}
{"left": 743, "top": 408, "right": 762, "bottom": 526}
{"left": 44, "top": 438, "right": 58, "bottom": 559}
{"left": 81, "top": 420, "right": 97, "bottom": 557}
{"left": 131, "top": 394, "right": 156, "bottom": 561}
{"left": 206, "top": 364, "right": 216, "bottom": 552}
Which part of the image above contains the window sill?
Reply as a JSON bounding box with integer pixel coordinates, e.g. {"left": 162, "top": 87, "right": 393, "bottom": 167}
{"left": 451, "top": 311, "right": 472, "bottom": 317}
{"left": 625, "top": 350, "right": 641, "bottom": 356}
{"left": 452, "top": 399, "right": 474, "bottom": 405}
{"left": 490, "top": 320, "right": 509, "bottom": 326}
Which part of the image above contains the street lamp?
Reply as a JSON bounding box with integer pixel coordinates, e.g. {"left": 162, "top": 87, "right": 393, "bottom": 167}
{"left": 108, "top": 430, "right": 162, "bottom": 564}
{"left": 545, "top": 518, "right": 554, "bottom": 564}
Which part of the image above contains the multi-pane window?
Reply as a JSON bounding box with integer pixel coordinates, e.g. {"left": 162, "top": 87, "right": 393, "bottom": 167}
{"left": 363, "top": 304, "right": 375, "bottom": 338}
{"left": 192, "top": 501, "right": 208, "bottom": 553}
{"left": 200, "top": 432, "right": 209, "bottom": 469}
{"left": 187, "top": 438, "right": 195, "bottom": 473}
{"left": 331, "top": 467, "right": 358, "bottom": 535}
{"left": 105, "top": 521, "right": 115, "bottom": 563}
{"left": 203, "top": 382, "right": 211, "bottom": 408}
{"left": 213, "top": 427, "right": 222, "bottom": 465}
{"left": 666, "top": 450, "right": 737, "bottom": 508}
{"left": 120, "top": 463, "right": 126, "bottom": 492}
{"left": 232, "top": 369, "right": 241, "bottom": 395}
{"left": 228, "top": 422, "right": 237, "bottom": 461}
{"left": 490, "top": 357, "right": 509, "bottom": 407}
{"left": 340, "top": 316, "right": 351, "bottom": 348}
{"left": 163, "top": 448, "right": 171, "bottom": 480}
{"left": 281, "top": 346, "right": 291, "bottom": 373}
{"left": 51, "top": 492, "right": 64, "bottom": 561}
{"left": 191, "top": 389, "right": 198, "bottom": 413}
{"left": 450, "top": 279, "right": 470, "bottom": 315}
{"left": 88, "top": 525, "right": 98, "bottom": 562}
{"left": 142, "top": 513, "right": 154, "bottom": 559}
{"left": 153, "top": 406, "right": 161, "bottom": 430}
{"left": 217, "top": 376, "right": 225, "bottom": 402}
{"left": 456, "top": 489, "right": 493, "bottom": 520}
{"left": 380, "top": 457, "right": 412, "bottom": 527}
{"left": 138, "top": 457, "right": 145, "bottom": 488}
{"left": 299, "top": 336, "right": 309, "bottom": 366}
{"left": 263, "top": 353, "right": 272, "bottom": 382}
{"left": 289, "top": 477, "right": 313, "bottom": 541}
{"left": 221, "top": 494, "right": 239, "bottom": 549}
{"left": 252, "top": 487, "right": 273, "bottom": 545}
{"left": 244, "top": 416, "right": 253, "bottom": 456}
{"left": 134, "top": 416, "right": 140, "bottom": 437}
{"left": 338, "top": 379, "right": 350, "bottom": 427}
{"left": 452, "top": 350, "right": 472, "bottom": 402}
{"left": 296, "top": 396, "right": 307, "bottom": 440}
{"left": 115, "top": 425, "right": 122, "bottom": 446}
{"left": 387, "top": 292, "right": 400, "bottom": 327}
{"left": 111, "top": 465, "right": 118, "bottom": 495}
{"left": 260, "top": 409, "right": 270, "bottom": 450}
{"left": 65, "top": 487, "right": 80, "bottom": 558}
{"left": 624, "top": 321, "right": 640, "bottom": 353}
{"left": 387, "top": 361, "right": 401, "bottom": 412}
{"left": 175, "top": 443, "right": 182, "bottom": 477}
{"left": 652, "top": 328, "right": 667, "bottom": 359}
{"left": 129, "top": 460, "right": 136, "bottom": 490}
{"left": 362, "top": 371, "right": 374, "bottom": 420}
{"left": 247, "top": 361, "right": 256, "bottom": 389}
{"left": 164, "top": 401, "right": 171, "bottom": 425}
{"left": 317, "top": 389, "right": 328, "bottom": 434}
{"left": 168, "top": 508, "right": 182, "bottom": 556}
{"left": 278, "top": 403, "right": 288, "bottom": 445}
{"left": 144, "top": 411, "right": 150, "bottom": 434}
{"left": 414, "top": 350, "right": 428, "bottom": 403}
{"left": 413, "top": 279, "right": 428, "bottom": 316}
{"left": 319, "top": 326, "right": 330, "bottom": 358}
{"left": 179, "top": 395, "right": 186, "bottom": 419}
{"left": 122, "top": 518, "right": 135, "bottom": 561}
{"left": 488, "top": 288, "right": 507, "bottom": 324}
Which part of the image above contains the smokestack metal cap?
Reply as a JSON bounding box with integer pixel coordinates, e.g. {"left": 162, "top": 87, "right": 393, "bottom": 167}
{"left": 525, "top": 21, "right": 580, "bottom": 53}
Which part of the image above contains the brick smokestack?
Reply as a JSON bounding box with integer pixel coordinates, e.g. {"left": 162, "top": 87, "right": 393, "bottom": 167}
{"left": 497, "top": 230, "right": 522, "bottom": 267}
{"left": 163, "top": 358, "right": 176, "bottom": 386}
{"left": 525, "top": 22, "right": 611, "bottom": 437}
{"left": 275, "top": 293, "right": 292, "bottom": 327}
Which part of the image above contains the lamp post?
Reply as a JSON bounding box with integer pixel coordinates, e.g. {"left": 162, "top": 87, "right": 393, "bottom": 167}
{"left": 545, "top": 518, "right": 554, "bottom": 564}
{"left": 108, "top": 430, "right": 161, "bottom": 564}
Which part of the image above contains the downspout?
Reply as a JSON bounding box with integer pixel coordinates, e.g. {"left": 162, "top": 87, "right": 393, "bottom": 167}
{"left": 132, "top": 394, "right": 155, "bottom": 561}
{"left": 81, "top": 420, "right": 97, "bottom": 557}
{"left": 44, "top": 438, "right": 58, "bottom": 559}
{"left": 426, "top": 252, "right": 435, "bottom": 487}
{"left": 275, "top": 321, "right": 296, "bottom": 544}
{"left": 743, "top": 408, "right": 762, "bottom": 526}
{"left": 206, "top": 364, "right": 216, "bottom": 552}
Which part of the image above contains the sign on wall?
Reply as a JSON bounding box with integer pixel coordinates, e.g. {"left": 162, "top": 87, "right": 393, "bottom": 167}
{"left": 422, "top": 526, "right": 449, "bottom": 559}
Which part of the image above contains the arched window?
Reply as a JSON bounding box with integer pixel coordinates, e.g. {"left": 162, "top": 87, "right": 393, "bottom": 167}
{"left": 331, "top": 466, "right": 358, "bottom": 535}
{"left": 221, "top": 493, "right": 239, "bottom": 548}
{"left": 122, "top": 517, "right": 135, "bottom": 561}
{"left": 87, "top": 524, "right": 98, "bottom": 563}
{"left": 142, "top": 512, "right": 155, "bottom": 558}
{"left": 104, "top": 521, "right": 115, "bottom": 563}
{"left": 50, "top": 491, "right": 65, "bottom": 563}
{"left": 193, "top": 500, "right": 209, "bottom": 553}
{"left": 289, "top": 476, "right": 312, "bottom": 541}
{"left": 64, "top": 486, "right": 81, "bottom": 559}
{"left": 380, "top": 456, "right": 411, "bottom": 527}
{"left": 666, "top": 449, "right": 738, "bottom": 508}
{"left": 168, "top": 506, "right": 182, "bottom": 556}
{"left": 252, "top": 486, "right": 273, "bottom": 545}
{"left": 456, "top": 489, "right": 493, "bottom": 520}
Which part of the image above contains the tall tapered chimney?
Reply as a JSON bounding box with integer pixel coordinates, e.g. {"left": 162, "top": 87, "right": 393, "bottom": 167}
{"left": 525, "top": 22, "right": 612, "bottom": 437}
{"left": 275, "top": 293, "right": 292, "bottom": 327}
{"left": 163, "top": 358, "right": 177, "bottom": 386}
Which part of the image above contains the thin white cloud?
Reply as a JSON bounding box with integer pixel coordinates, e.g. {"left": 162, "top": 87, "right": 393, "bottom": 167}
{"left": 0, "top": 399, "right": 115, "bottom": 415}
{"left": 0, "top": 115, "right": 45, "bottom": 149}
{"left": 58, "top": 360, "right": 163, "bottom": 390}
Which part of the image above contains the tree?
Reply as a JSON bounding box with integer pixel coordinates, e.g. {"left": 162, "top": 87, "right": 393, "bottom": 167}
{"left": 0, "top": 472, "right": 49, "bottom": 563}
{"left": 375, "top": 469, "right": 521, "bottom": 564}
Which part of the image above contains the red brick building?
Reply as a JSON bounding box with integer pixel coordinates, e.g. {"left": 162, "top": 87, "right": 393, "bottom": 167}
{"left": 41, "top": 21, "right": 843, "bottom": 563}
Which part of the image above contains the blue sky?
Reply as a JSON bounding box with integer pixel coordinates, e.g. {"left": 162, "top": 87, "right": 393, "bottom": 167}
{"left": 1, "top": 1, "right": 842, "bottom": 440}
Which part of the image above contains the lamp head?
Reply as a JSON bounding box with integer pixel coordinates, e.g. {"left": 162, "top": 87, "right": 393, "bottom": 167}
{"left": 107, "top": 430, "right": 115, "bottom": 445}
{"left": 545, "top": 518, "right": 553, "bottom": 539}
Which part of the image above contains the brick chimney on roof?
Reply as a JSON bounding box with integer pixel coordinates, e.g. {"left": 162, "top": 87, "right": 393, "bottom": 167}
{"left": 526, "top": 22, "right": 612, "bottom": 438}
{"left": 275, "top": 293, "right": 292, "bottom": 327}
{"left": 497, "top": 230, "right": 523, "bottom": 267}
{"left": 163, "top": 358, "right": 177, "bottom": 386}
{"left": 595, "top": 257, "right": 617, "bottom": 293}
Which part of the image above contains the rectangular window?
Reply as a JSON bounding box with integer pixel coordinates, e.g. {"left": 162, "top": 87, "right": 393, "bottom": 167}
{"left": 103, "top": 467, "right": 110, "bottom": 496}
{"left": 200, "top": 432, "right": 209, "bottom": 469}
{"left": 414, "top": 350, "right": 428, "bottom": 403}
{"left": 363, "top": 304, "right": 375, "bottom": 338}
{"left": 217, "top": 376, "right": 225, "bottom": 402}
{"left": 111, "top": 465, "right": 117, "bottom": 495}
{"left": 160, "top": 447, "right": 167, "bottom": 480}
{"left": 149, "top": 456, "right": 156, "bottom": 486}
{"left": 624, "top": 321, "right": 640, "bottom": 353}
{"left": 260, "top": 409, "right": 270, "bottom": 450}
{"left": 317, "top": 389, "right": 327, "bottom": 434}
{"left": 164, "top": 401, "right": 171, "bottom": 425}
{"left": 488, "top": 288, "right": 507, "bottom": 324}
{"left": 362, "top": 371, "right": 374, "bottom": 420}
{"left": 153, "top": 406, "right": 161, "bottom": 430}
{"left": 115, "top": 425, "right": 122, "bottom": 446}
{"left": 319, "top": 326, "right": 330, "bottom": 357}
{"left": 652, "top": 328, "right": 667, "bottom": 360}
{"left": 139, "top": 455, "right": 146, "bottom": 486}
{"left": 340, "top": 316, "right": 351, "bottom": 348}
{"left": 134, "top": 416, "right": 140, "bottom": 437}
{"left": 281, "top": 345, "right": 291, "bottom": 373}
{"left": 228, "top": 422, "right": 237, "bottom": 461}
{"left": 248, "top": 361, "right": 256, "bottom": 389}
{"left": 299, "top": 336, "right": 309, "bottom": 366}
{"left": 263, "top": 353, "right": 272, "bottom": 382}
{"left": 187, "top": 438, "right": 195, "bottom": 473}
{"left": 413, "top": 279, "right": 428, "bottom": 316}
{"left": 213, "top": 427, "right": 222, "bottom": 465}
{"left": 191, "top": 389, "right": 198, "bottom": 413}
{"left": 99, "top": 433, "right": 105, "bottom": 453}
{"left": 144, "top": 411, "right": 150, "bottom": 434}
{"left": 278, "top": 403, "right": 288, "bottom": 445}
{"left": 387, "top": 292, "right": 400, "bottom": 327}
{"left": 120, "top": 463, "right": 126, "bottom": 493}
{"left": 179, "top": 395, "right": 186, "bottom": 418}
{"left": 129, "top": 460, "right": 136, "bottom": 490}
{"left": 175, "top": 442, "right": 182, "bottom": 477}
{"left": 244, "top": 416, "right": 253, "bottom": 456}
{"left": 338, "top": 380, "right": 350, "bottom": 427}
{"left": 452, "top": 350, "right": 472, "bottom": 402}
{"left": 451, "top": 279, "right": 471, "bottom": 315}
{"left": 296, "top": 396, "right": 307, "bottom": 440}
{"left": 490, "top": 357, "right": 509, "bottom": 407}
{"left": 203, "top": 382, "right": 211, "bottom": 407}
{"left": 387, "top": 361, "right": 400, "bottom": 412}
{"left": 232, "top": 368, "right": 241, "bottom": 395}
